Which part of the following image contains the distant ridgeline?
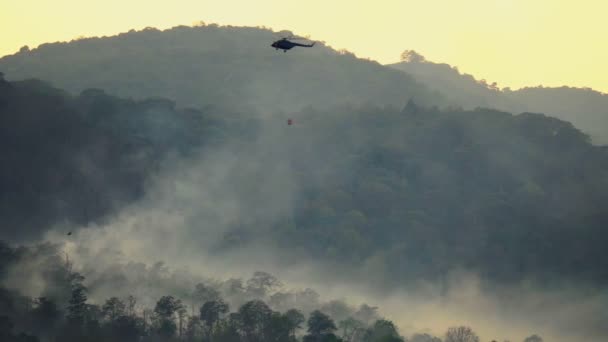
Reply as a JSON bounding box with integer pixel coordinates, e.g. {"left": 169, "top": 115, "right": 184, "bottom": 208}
{"left": 2, "top": 25, "right": 607, "bottom": 145}
{"left": 0, "top": 25, "right": 445, "bottom": 112}
{"left": 390, "top": 55, "right": 608, "bottom": 145}
{"left": 1, "top": 76, "right": 608, "bottom": 289}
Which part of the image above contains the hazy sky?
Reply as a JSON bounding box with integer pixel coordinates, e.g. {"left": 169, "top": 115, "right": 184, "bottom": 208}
{"left": 2, "top": 0, "right": 607, "bottom": 93}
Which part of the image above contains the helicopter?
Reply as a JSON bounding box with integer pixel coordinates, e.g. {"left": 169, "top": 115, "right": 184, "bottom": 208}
{"left": 271, "top": 36, "right": 316, "bottom": 52}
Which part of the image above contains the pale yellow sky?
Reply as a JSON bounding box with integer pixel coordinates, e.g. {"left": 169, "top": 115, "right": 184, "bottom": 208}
{"left": 1, "top": 0, "right": 607, "bottom": 92}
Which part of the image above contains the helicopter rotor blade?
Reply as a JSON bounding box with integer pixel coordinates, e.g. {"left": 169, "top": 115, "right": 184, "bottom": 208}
{"left": 277, "top": 35, "right": 309, "bottom": 40}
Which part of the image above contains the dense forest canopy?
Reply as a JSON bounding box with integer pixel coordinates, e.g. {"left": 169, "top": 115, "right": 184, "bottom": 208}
{"left": 390, "top": 53, "right": 608, "bottom": 144}
{"left": 0, "top": 241, "right": 560, "bottom": 342}
{"left": 1, "top": 24, "right": 608, "bottom": 342}
{"left": 1, "top": 75, "right": 607, "bottom": 288}
{"left": 2, "top": 25, "right": 606, "bottom": 145}
{"left": 0, "top": 25, "right": 444, "bottom": 113}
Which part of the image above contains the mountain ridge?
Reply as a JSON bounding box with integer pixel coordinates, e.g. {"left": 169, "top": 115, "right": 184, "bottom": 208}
{"left": 389, "top": 56, "right": 608, "bottom": 144}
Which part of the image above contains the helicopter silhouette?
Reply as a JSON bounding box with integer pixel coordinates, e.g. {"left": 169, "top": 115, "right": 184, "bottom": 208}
{"left": 271, "top": 36, "right": 316, "bottom": 52}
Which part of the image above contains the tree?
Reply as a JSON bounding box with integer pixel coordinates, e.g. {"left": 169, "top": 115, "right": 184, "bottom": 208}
{"left": 338, "top": 317, "right": 364, "bottom": 342}
{"left": 185, "top": 316, "right": 203, "bottom": 342}
{"left": 177, "top": 305, "right": 188, "bottom": 339}
{"left": 523, "top": 335, "right": 543, "bottom": 342}
{"left": 107, "top": 315, "right": 145, "bottom": 342}
{"left": 410, "top": 333, "right": 442, "bottom": 342}
{"left": 320, "top": 300, "right": 353, "bottom": 322}
{"left": 364, "top": 319, "right": 403, "bottom": 342}
{"left": 193, "top": 282, "right": 221, "bottom": 307}
{"left": 29, "top": 297, "right": 61, "bottom": 337}
{"left": 102, "top": 297, "right": 126, "bottom": 322}
{"left": 238, "top": 300, "right": 273, "bottom": 342}
{"left": 304, "top": 310, "right": 341, "bottom": 342}
{"left": 284, "top": 309, "right": 305, "bottom": 338}
{"left": 223, "top": 278, "right": 246, "bottom": 296}
{"left": 126, "top": 295, "right": 137, "bottom": 317}
{"left": 353, "top": 304, "right": 379, "bottom": 325}
{"left": 153, "top": 295, "right": 184, "bottom": 338}
{"left": 445, "top": 326, "right": 480, "bottom": 342}
{"left": 212, "top": 315, "right": 241, "bottom": 342}
{"left": 155, "top": 296, "right": 183, "bottom": 319}
{"left": 200, "top": 299, "right": 230, "bottom": 340}
{"left": 67, "top": 276, "right": 88, "bottom": 325}
{"left": 246, "top": 271, "right": 283, "bottom": 298}
{"left": 264, "top": 311, "right": 294, "bottom": 342}
{"left": 400, "top": 50, "right": 426, "bottom": 63}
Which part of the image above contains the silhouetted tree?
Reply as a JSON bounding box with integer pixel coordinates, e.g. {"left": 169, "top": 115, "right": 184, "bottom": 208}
{"left": 338, "top": 317, "right": 365, "bottom": 342}
{"left": 67, "top": 274, "right": 87, "bottom": 326}
{"left": 445, "top": 326, "right": 480, "bottom": 342}
{"left": 353, "top": 305, "right": 379, "bottom": 325}
{"left": 304, "top": 310, "right": 341, "bottom": 342}
{"left": 239, "top": 300, "right": 273, "bottom": 342}
{"left": 200, "top": 299, "right": 229, "bottom": 340}
{"left": 363, "top": 319, "right": 403, "bottom": 342}
{"left": 153, "top": 295, "right": 184, "bottom": 338}
{"left": 193, "top": 283, "right": 221, "bottom": 308}
{"left": 28, "top": 297, "right": 61, "bottom": 338}
{"left": 246, "top": 271, "right": 283, "bottom": 298}
{"left": 400, "top": 50, "right": 426, "bottom": 63}
{"left": 409, "top": 333, "right": 442, "bottom": 342}
{"left": 102, "top": 297, "right": 126, "bottom": 322}
{"left": 523, "top": 335, "right": 543, "bottom": 342}
{"left": 284, "top": 309, "right": 305, "bottom": 338}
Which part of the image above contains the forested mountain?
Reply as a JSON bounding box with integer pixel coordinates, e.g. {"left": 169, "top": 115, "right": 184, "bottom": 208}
{"left": 1, "top": 241, "right": 502, "bottom": 342}
{"left": 507, "top": 86, "right": 608, "bottom": 144}
{"left": 0, "top": 75, "right": 231, "bottom": 240}
{"left": 1, "top": 25, "right": 608, "bottom": 342}
{"left": 2, "top": 75, "right": 607, "bottom": 290}
{"left": 3, "top": 22, "right": 605, "bottom": 143}
{"left": 1, "top": 77, "right": 605, "bottom": 339}
{"left": 0, "top": 25, "right": 444, "bottom": 113}
{"left": 389, "top": 55, "right": 608, "bottom": 144}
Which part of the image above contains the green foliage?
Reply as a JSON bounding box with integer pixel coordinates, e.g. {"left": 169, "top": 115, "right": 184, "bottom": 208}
{"left": 238, "top": 300, "right": 273, "bottom": 342}
{"left": 67, "top": 276, "right": 87, "bottom": 324}
{"left": 200, "top": 299, "right": 230, "bottom": 333}
{"left": 445, "top": 326, "right": 480, "bottom": 342}
{"left": 390, "top": 57, "right": 608, "bottom": 144}
{"left": 362, "top": 320, "right": 403, "bottom": 342}
{"left": 0, "top": 25, "right": 445, "bottom": 113}
{"left": 153, "top": 296, "right": 184, "bottom": 338}
{"left": 306, "top": 310, "right": 338, "bottom": 339}
{"left": 523, "top": 334, "right": 543, "bottom": 342}
{"left": 102, "top": 297, "right": 126, "bottom": 322}
{"left": 0, "top": 79, "right": 208, "bottom": 240}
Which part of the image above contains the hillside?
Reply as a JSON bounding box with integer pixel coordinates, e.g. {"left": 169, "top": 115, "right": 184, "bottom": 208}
{"left": 0, "top": 76, "right": 222, "bottom": 240}
{"left": 389, "top": 57, "right": 608, "bottom": 144}
{"left": 0, "top": 25, "right": 445, "bottom": 113}
{"left": 2, "top": 75, "right": 607, "bottom": 289}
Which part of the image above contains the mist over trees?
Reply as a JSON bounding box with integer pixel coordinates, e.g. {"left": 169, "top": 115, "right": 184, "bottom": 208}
{"left": 1, "top": 75, "right": 608, "bottom": 289}
{"left": 1, "top": 23, "right": 608, "bottom": 342}
{"left": 0, "top": 77, "right": 218, "bottom": 240}
{"left": 0, "top": 241, "right": 530, "bottom": 342}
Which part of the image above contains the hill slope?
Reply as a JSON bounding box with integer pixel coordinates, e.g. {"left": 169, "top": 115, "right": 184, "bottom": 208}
{"left": 2, "top": 75, "right": 607, "bottom": 289}
{"left": 0, "top": 76, "right": 221, "bottom": 240}
{"left": 390, "top": 58, "right": 608, "bottom": 144}
{"left": 0, "top": 25, "right": 445, "bottom": 112}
